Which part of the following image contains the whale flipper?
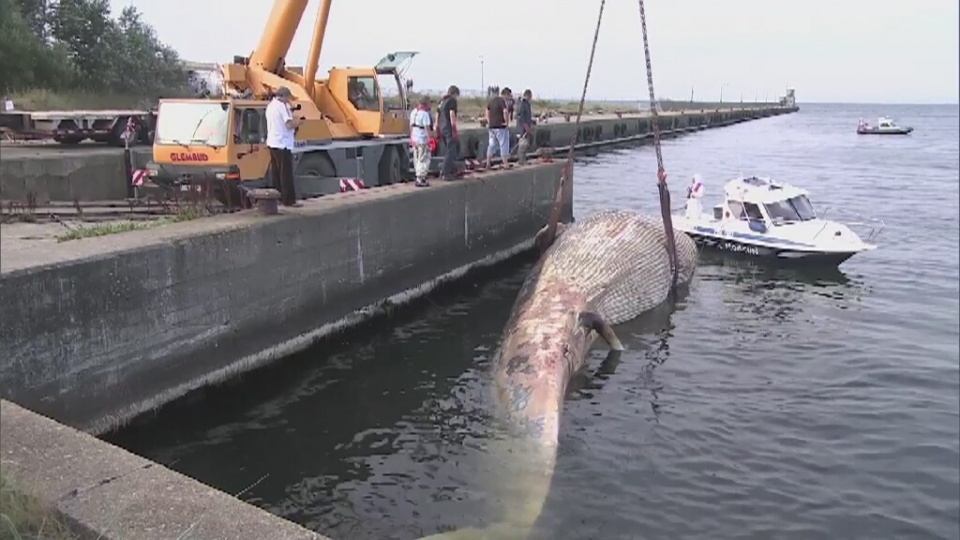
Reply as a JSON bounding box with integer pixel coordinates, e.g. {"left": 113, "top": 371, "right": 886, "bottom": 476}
{"left": 534, "top": 221, "right": 569, "bottom": 252}
{"left": 578, "top": 311, "right": 625, "bottom": 351}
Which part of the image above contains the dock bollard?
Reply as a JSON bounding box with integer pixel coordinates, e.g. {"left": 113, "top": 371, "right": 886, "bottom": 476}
{"left": 246, "top": 188, "right": 282, "bottom": 216}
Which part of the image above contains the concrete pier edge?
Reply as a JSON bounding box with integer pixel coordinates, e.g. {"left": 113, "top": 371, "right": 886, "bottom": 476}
{"left": 0, "top": 398, "right": 328, "bottom": 540}
{"left": 0, "top": 162, "right": 570, "bottom": 435}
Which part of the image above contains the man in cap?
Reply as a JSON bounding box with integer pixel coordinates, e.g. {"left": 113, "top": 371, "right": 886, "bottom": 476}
{"left": 265, "top": 86, "right": 303, "bottom": 206}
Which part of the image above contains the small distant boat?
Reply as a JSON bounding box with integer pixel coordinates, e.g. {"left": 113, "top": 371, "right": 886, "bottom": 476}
{"left": 857, "top": 116, "right": 913, "bottom": 135}
{"left": 672, "top": 175, "right": 882, "bottom": 267}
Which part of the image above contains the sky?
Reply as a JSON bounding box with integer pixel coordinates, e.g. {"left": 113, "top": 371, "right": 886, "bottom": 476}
{"left": 114, "top": 0, "right": 959, "bottom": 104}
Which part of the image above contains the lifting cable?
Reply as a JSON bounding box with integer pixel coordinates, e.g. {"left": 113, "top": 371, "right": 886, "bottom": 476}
{"left": 542, "top": 0, "right": 606, "bottom": 253}
{"left": 637, "top": 0, "right": 680, "bottom": 292}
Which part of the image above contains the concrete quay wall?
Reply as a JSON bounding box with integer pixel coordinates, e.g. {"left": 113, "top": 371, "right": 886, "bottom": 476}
{"left": 0, "top": 105, "right": 797, "bottom": 204}
{"left": 0, "top": 162, "right": 570, "bottom": 435}
{"left": 1, "top": 399, "right": 327, "bottom": 540}
{"left": 0, "top": 151, "right": 129, "bottom": 203}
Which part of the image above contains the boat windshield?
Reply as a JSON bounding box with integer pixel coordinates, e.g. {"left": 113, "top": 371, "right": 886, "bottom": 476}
{"left": 764, "top": 195, "right": 817, "bottom": 223}
{"left": 155, "top": 101, "right": 230, "bottom": 147}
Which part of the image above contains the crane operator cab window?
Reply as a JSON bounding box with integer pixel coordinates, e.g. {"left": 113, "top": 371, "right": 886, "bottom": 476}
{"left": 234, "top": 107, "right": 266, "bottom": 144}
{"left": 377, "top": 72, "right": 405, "bottom": 112}
{"left": 347, "top": 76, "right": 380, "bottom": 112}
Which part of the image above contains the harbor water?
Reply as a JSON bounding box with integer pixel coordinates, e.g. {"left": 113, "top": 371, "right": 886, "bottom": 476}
{"left": 104, "top": 103, "right": 960, "bottom": 540}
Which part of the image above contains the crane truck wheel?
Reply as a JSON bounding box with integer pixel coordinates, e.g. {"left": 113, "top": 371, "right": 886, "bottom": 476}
{"left": 295, "top": 153, "right": 338, "bottom": 198}
{"left": 296, "top": 152, "right": 336, "bottom": 178}
{"left": 377, "top": 146, "right": 402, "bottom": 186}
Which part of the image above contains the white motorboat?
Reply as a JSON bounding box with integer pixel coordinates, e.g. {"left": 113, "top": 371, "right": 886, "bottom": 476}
{"left": 672, "top": 176, "right": 882, "bottom": 266}
{"left": 857, "top": 116, "right": 913, "bottom": 135}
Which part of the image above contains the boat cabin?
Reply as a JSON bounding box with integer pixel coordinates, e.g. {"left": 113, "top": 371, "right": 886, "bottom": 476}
{"left": 712, "top": 176, "right": 818, "bottom": 233}
{"left": 877, "top": 117, "right": 898, "bottom": 128}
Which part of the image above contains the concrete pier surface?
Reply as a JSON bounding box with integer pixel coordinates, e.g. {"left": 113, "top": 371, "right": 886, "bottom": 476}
{"left": 1, "top": 399, "right": 328, "bottom": 540}
{"left": 0, "top": 105, "right": 797, "bottom": 204}
{"left": 0, "top": 162, "right": 570, "bottom": 434}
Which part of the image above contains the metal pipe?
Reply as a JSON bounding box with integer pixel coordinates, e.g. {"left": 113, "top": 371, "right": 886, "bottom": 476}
{"left": 303, "top": 0, "right": 334, "bottom": 100}
{"left": 249, "top": 0, "right": 310, "bottom": 74}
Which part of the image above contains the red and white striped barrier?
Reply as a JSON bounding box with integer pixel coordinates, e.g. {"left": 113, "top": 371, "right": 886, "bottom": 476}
{"left": 339, "top": 178, "right": 367, "bottom": 192}
{"left": 131, "top": 168, "right": 147, "bottom": 186}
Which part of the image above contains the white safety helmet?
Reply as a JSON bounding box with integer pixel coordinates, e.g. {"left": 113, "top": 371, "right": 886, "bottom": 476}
{"left": 691, "top": 173, "right": 702, "bottom": 184}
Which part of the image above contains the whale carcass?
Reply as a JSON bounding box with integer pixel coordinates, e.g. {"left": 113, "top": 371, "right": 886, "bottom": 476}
{"left": 423, "top": 209, "right": 699, "bottom": 539}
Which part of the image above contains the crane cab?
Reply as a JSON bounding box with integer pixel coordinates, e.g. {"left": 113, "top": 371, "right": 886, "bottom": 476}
{"left": 146, "top": 98, "right": 271, "bottom": 201}
{"left": 325, "top": 51, "right": 417, "bottom": 137}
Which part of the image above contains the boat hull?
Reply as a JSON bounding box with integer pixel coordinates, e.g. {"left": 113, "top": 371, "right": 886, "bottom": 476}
{"left": 687, "top": 231, "right": 859, "bottom": 267}
{"left": 857, "top": 127, "right": 913, "bottom": 135}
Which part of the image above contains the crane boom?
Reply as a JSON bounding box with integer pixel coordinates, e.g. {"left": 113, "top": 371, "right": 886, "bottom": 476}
{"left": 303, "top": 0, "right": 333, "bottom": 99}
{"left": 248, "top": 0, "right": 311, "bottom": 74}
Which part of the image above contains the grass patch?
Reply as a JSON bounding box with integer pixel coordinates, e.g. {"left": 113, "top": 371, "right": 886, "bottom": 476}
{"left": 0, "top": 466, "right": 75, "bottom": 540}
{"left": 55, "top": 203, "right": 215, "bottom": 242}
{"left": 56, "top": 221, "right": 151, "bottom": 242}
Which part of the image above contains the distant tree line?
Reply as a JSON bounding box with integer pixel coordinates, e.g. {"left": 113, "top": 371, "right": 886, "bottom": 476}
{"left": 0, "top": 0, "right": 187, "bottom": 95}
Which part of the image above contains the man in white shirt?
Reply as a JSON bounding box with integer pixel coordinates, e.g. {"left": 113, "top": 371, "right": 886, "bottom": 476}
{"left": 265, "top": 86, "right": 302, "bottom": 206}
{"left": 409, "top": 95, "right": 434, "bottom": 187}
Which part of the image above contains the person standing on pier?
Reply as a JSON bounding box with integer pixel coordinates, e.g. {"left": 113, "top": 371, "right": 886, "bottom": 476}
{"left": 485, "top": 88, "right": 511, "bottom": 169}
{"left": 265, "top": 86, "right": 302, "bottom": 206}
{"left": 409, "top": 95, "right": 435, "bottom": 187}
{"left": 438, "top": 85, "right": 461, "bottom": 181}
{"left": 516, "top": 89, "right": 535, "bottom": 164}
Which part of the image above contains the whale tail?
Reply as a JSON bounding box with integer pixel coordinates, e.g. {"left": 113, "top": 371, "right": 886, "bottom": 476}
{"left": 416, "top": 434, "right": 558, "bottom": 540}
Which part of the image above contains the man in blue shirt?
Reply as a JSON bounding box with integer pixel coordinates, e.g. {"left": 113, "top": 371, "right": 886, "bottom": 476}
{"left": 515, "top": 89, "right": 535, "bottom": 164}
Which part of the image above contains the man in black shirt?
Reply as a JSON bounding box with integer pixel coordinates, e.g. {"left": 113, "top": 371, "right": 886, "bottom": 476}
{"left": 485, "top": 87, "right": 511, "bottom": 168}
{"left": 437, "top": 85, "right": 461, "bottom": 180}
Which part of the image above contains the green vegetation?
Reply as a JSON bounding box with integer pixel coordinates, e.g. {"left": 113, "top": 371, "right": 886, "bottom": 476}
{"left": 0, "top": 0, "right": 189, "bottom": 109}
{"left": 56, "top": 202, "right": 215, "bottom": 242}
{"left": 0, "top": 466, "right": 75, "bottom": 540}
{"left": 56, "top": 221, "right": 151, "bottom": 242}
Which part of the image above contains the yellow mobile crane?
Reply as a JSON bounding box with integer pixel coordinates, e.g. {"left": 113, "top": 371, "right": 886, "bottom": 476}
{"left": 145, "top": 0, "right": 417, "bottom": 204}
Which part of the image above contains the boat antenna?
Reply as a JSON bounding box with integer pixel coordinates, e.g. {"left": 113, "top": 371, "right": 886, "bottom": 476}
{"left": 541, "top": 0, "right": 605, "bottom": 253}
{"left": 637, "top": 0, "right": 680, "bottom": 293}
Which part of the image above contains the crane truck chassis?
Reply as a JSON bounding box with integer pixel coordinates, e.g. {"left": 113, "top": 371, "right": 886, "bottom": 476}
{"left": 144, "top": 90, "right": 413, "bottom": 206}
